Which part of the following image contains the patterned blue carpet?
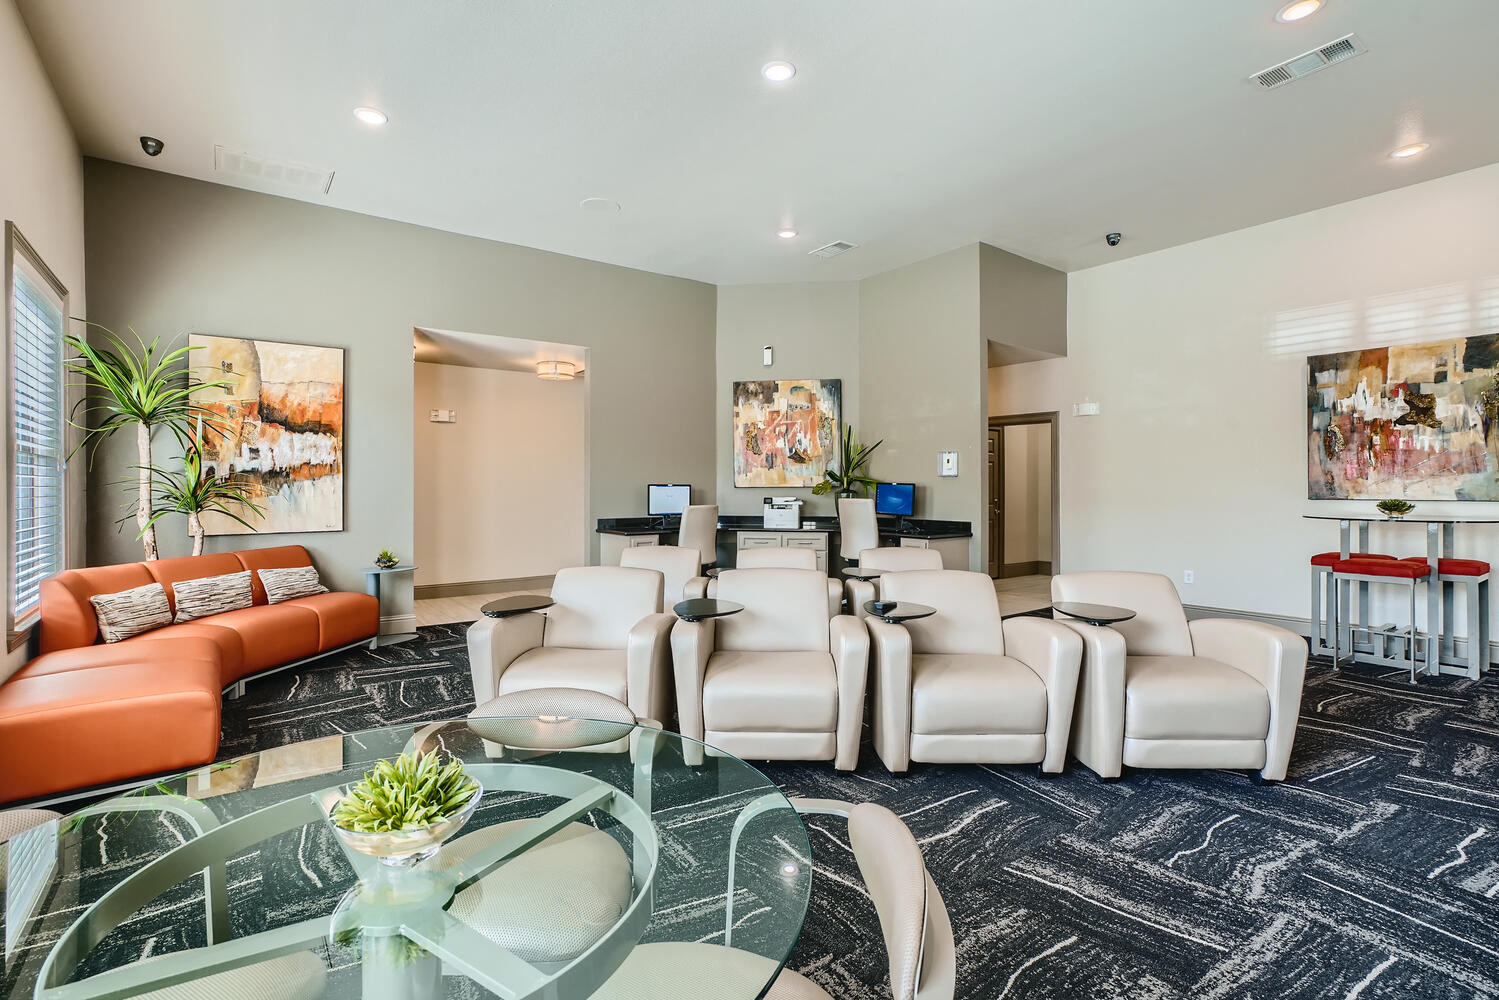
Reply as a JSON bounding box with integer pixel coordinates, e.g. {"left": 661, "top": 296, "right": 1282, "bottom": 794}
{"left": 206, "top": 624, "right": 1499, "bottom": 998}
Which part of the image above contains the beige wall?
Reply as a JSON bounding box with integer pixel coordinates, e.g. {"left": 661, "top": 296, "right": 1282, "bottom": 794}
{"left": 413, "top": 363, "right": 584, "bottom": 586}
{"left": 860, "top": 245, "right": 988, "bottom": 569}
{"left": 2, "top": 1, "right": 84, "bottom": 680}
{"left": 82, "top": 160, "right": 717, "bottom": 625}
{"left": 716, "top": 282, "right": 860, "bottom": 517}
{"left": 992, "top": 161, "right": 1499, "bottom": 630}
{"left": 981, "top": 242, "right": 1067, "bottom": 361}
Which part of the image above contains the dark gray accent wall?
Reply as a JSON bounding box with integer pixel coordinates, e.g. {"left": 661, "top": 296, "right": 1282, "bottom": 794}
{"left": 82, "top": 159, "right": 717, "bottom": 620}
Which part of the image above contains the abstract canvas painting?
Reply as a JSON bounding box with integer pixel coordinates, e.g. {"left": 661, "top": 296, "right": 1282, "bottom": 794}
{"left": 732, "top": 379, "right": 842, "bottom": 488}
{"left": 1307, "top": 335, "right": 1499, "bottom": 500}
{"left": 190, "top": 334, "right": 345, "bottom": 533}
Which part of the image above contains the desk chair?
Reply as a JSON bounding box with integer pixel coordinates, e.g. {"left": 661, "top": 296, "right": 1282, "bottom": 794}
{"left": 679, "top": 504, "right": 720, "bottom": 574}
{"left": 620, "top": 545, "right": 710, "bottom": 604}
{"left": 838, "top": 498, "right": 878, "bottom": 565}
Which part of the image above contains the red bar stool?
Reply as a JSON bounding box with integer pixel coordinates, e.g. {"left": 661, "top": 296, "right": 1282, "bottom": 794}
{"left": 1310, "top": 551, "right": 1395, "bottom": 656}
{"left": 1400, "top": 557, "right": 1490, "bottom": 679}
{"left": 1331, "top": 557, "right": 1432, "bottom": 684}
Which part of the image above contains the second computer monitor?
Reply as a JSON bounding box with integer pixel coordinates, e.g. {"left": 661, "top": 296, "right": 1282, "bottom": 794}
{"left": 875, "top": 482, "right": 915, "bottom": 517}
{"left": 647, "top": 483, "right": 691, "bottom": 516}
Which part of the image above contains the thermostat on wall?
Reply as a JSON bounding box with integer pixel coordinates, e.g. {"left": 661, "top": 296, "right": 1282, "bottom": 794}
{"left": 939, "top": 451, "right": 958, "bottom": 477}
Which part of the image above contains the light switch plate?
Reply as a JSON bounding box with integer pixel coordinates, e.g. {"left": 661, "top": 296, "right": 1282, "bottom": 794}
{"left": 1073, "top": 401, "right": 1101, "bottom": 417}
{"left": 939, "top": 451, "right": 958, "bottom": 477}
{"left": 429, "top": 409, "right": 457, "bottom": 423}
{"left": 762, "top": 346, "right": 773, "bottom": 366}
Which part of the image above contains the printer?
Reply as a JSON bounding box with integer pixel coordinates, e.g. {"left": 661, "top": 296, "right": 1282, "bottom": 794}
{"left": 762, "top": 496, "right": 803, "bottom": 530}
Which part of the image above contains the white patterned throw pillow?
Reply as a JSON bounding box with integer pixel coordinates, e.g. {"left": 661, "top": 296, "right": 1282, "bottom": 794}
{"left": 172, "top": 570, "right": 254, "bottom": 623}
{"left": 89, "top": 583, "right": 173, "bottom": 642}
{"left": 258, "top": 566, "right": 328, "bottom": 604}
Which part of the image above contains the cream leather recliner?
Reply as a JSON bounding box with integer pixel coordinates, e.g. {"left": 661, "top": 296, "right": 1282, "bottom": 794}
{"left": 712, "top": 547, "right": 842, "bottom": 617}
{"left": 1051, "top": 571, "right": 1307, "bottom": 782}
{"left": 466, "top": 566, "right": 675, "bottom": 725}
{"left": 592, "top": 801, "right": 954, "bottom": 1000}
{"left": 672, "top": 568, "right": 869, "bottom": 769}
{"left": 870, "top": 570, "right": 1082, "bottom": 774}
{"left": 846, "top": 546, "right": 945, "bottom": 621}
{"left": 619, "top": 545, "right": 710, "bottom": 605}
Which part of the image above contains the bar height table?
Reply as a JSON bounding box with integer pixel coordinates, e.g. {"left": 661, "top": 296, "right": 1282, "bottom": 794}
{"left": 1303, "top": 514, "right": 1499, "bottom": 677}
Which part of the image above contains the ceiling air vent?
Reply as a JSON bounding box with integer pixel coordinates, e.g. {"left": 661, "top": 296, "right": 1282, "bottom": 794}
{"left": 809, "top": 240, "right": 858, "bottom": 258}
{"left": 213, "top": 145, "right": 335, "bottom": 194}
{"left": 1251, "top": 33, "right": 1367, "bottom": 89}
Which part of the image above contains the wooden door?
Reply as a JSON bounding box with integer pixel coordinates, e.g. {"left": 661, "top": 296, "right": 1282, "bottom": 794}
{"left": 987, "top": 429, "right": 1002, "bottom": 577}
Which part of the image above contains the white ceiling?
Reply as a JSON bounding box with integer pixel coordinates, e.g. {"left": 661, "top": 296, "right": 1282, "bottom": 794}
{"left": 18, "top": 1, "right": 1499, "bottom": 285}
{"left": 414, "top": 328, "right": 585, "bottom": 374}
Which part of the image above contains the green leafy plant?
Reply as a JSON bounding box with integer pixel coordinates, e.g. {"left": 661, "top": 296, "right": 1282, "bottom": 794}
{"left": 332, "top": 752, "right": 479, "bottom": 833}
{"left": 812, "top": 423, "right": 883, "bottom": 497}
{"left": 64, "top": 324, "right": 231, "bottom": 560}
{"left": 376, "top": 549, "right": 400, "bottom": 568}
{"left": 1376, "top": 499, "right": 1415, "bottom": 518}
{"left": 139, "top": 445, "right": 266, "bottom": 556}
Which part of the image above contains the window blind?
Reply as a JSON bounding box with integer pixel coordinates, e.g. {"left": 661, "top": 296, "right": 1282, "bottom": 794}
{"left": 11, "top": 263, "right": 65, "bottom": 629}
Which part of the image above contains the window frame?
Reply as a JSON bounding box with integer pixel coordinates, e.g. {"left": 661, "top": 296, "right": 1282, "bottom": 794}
{"left": 4, "top": 221, "right": 70, "bottom": 650}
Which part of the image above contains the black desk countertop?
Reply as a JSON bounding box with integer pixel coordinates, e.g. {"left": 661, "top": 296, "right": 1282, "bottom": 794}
{"left": 596, "top": 515, "right": 971, "bottom": 539}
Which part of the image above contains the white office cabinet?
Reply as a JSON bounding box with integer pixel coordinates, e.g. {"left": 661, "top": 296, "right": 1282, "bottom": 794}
{"left": 898, "top": 536, "right": 969, "bottom": 570}
{"left": 600, "top": 533, "right": 660, "bottom": 565}
{"left": 737, "top": 531, "right": 829, "bottom": 572}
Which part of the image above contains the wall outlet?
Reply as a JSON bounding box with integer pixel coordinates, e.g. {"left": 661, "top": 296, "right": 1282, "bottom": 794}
{"left": 1183, "top": 569, "right": 1195, "bottom": 584}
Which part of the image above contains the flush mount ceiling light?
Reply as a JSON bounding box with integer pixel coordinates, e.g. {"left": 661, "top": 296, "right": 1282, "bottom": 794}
{"left": 1390, "top": 142, "right": 1430, "bottom": 159}
{"left": 353, "top": 106, "right": 388, "bottom": 126}
{"left": 777, "top": 228, "right": 798, "bottom": 239}
{"left": 536, "top": 360, "right": 577, "bottom": 381}
{"left": 1275, "top": 0, "right": 1323, "bottom": 22}
{"left": 761, "top": 61, "right": 796, "bottom": 83}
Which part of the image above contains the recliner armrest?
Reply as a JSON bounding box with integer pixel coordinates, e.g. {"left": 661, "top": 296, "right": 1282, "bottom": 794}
{"left": 627, "top": 613, "right": 676, "bottom": 725}
{"left": 465, "top": 613, "right": 545, "bottom": 705}
{"left": 866, "top": 618, "right": 912, "bottom": 772}
{"left": 1188, "top": 618, "right": 1307, "bottom": 781}
{"left": 1001, "top": 616, "right": 1083, "bottom": 773}
{"left": 829, "top": 614, "right": 870, "bottom": 771}
{"left": 1051, "top": 618, "right": 1128, "bottom": 779}
{"left": 846, "top": 579, "right": 876, "bottom": 621}
{"left": 670, "top": 618, "right": 717, "bottom": 745}
{"left": 682, "top": 576, "right": 710, "bottom": 601}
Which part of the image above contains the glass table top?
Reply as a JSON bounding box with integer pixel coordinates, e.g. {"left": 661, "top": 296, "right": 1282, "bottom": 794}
{"left": 1, "top": 719, "right": 811, "bottom": 1000}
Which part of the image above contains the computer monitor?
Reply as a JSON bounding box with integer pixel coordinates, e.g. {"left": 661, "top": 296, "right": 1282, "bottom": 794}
{"left": 647, "top": 484, "right": 691, "bottom": 516}
{"left": 875, "top": 482, "right": 915, "bottom": 517}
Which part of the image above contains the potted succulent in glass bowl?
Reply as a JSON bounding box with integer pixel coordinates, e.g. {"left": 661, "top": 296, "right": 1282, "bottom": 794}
{"left": 1376, "top": 499, "right": 1416, "bottom": 520}
{"left": 328, "top": 751, "right": 481, "bottom": 866}
{"left": 374, "top": 549, "right": 401, "bottom": 569}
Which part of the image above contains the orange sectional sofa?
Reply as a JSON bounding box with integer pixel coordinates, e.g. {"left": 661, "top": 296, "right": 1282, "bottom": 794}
{"left": 0, "top": 545, "right": 378, "bottom": 804}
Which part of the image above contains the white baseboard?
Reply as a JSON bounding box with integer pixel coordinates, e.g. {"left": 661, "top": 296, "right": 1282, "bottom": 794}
{"left": 1183, "top": 603, "right": 1499, "bottom": 661}
{"left": 380, "top": 613, "right": 417, "bottom": 636}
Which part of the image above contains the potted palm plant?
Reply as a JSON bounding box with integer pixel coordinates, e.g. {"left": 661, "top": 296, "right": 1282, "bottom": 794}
{"left": 812, "top": 423, "right": 882, "bottom": 497}
{"left": 66, "top": 324, "right": 231, "bottom": 560}
{"left": 139, "top": 445, "right": 266, "bottom": 556}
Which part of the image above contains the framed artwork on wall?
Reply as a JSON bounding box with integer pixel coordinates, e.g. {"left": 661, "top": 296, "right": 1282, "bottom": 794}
{"left": 189, "top": 334, "right": 345, "bottom": 533}
{"left": 1307, "top": 335, "right": 1499, "bottom": 500}
{"left": 732, "top": 378, "right": 841, "bottom": 488}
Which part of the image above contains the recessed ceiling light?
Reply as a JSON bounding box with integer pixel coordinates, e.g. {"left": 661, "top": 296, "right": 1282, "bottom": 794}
{"left": 777, "top": 228, "right": 798, "bottom": 239}
{"left": 761, "top": 61, "right": 796, "bottom": 83}
{"left": 1275, "top": 0, "right": 1323, "bottom": 22}
{"left": 353, "top": 106, "right": 388, "bottom": 126}
{"left": 1390, "top": 142, "right": 1429, "bottom": 159}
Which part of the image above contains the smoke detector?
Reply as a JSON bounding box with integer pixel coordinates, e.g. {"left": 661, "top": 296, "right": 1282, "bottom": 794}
{"left": 213, "top": 145, "right": 335, "bottom": 194}
{"left": 809, "top": 240, "right": 858, "bottom": 258}
{"left": 1250, "top": 34, "right": 1366, "bottom": 89}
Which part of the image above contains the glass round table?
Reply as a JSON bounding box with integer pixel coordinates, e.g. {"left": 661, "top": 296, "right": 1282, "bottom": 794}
{"left": 1, "top": 719, "right": 812, "bottom": 999}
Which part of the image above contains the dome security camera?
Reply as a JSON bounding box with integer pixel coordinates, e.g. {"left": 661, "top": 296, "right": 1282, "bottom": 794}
{"left": 139, "top": 136, "right": 165, "bottom": 156}
{"left": 1105, "top": 232, "right": 1122, "bottom": 247}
